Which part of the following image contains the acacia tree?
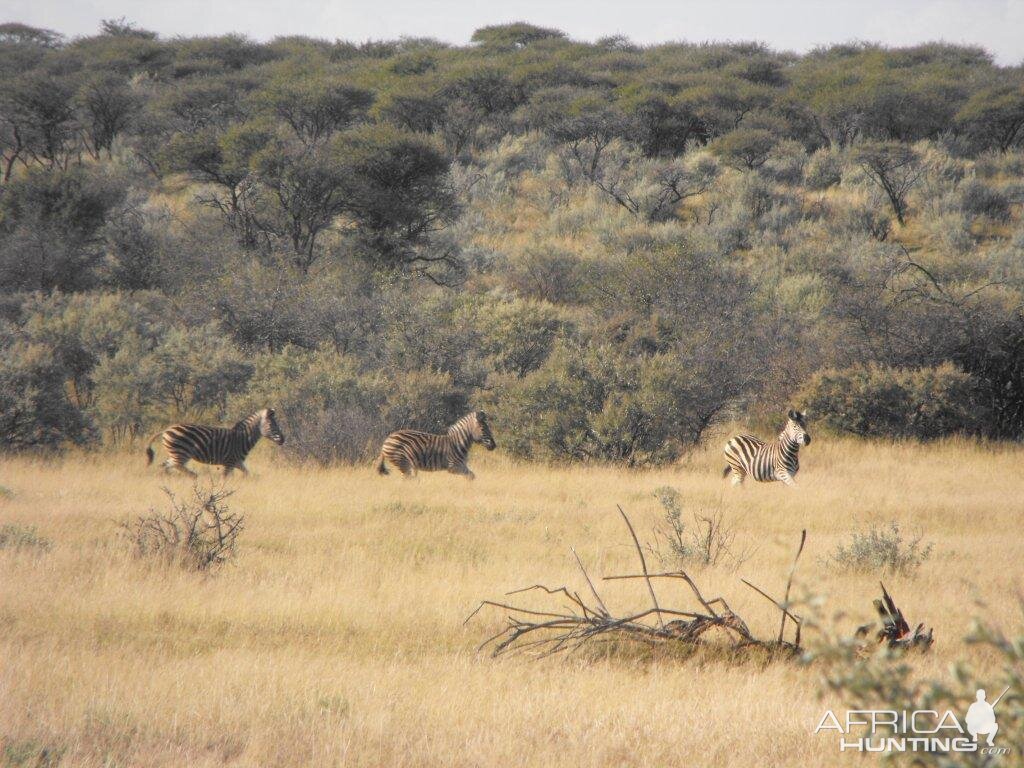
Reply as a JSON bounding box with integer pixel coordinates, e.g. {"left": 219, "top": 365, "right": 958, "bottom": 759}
{"left": 253, "top": 68, "right": 373, "bottom": 145}
{"left": 1, "top": 72, "right": 80, "bottom": 171}
{"left": 853, "top": 141, "right": 926, "bottom": 225}
{"left": 334, "top": 125, "right": 456, "bottom": 263}
{"left": 77, "top": 72, "right": 137, "bottom": 159}
{"left": 251, "top": 139, "right": 348, "bottom": 271}
{"left": 956, "top": 81, "right": 1024, "bottom": 152}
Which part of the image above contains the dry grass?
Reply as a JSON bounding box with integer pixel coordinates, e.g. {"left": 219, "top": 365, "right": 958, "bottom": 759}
{"left": 0, "top": 436, "right": 1022, "bottom": 767}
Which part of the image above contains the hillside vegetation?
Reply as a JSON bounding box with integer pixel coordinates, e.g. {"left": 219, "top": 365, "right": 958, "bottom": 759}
{"left": 1, "top": 21, "right": 1024, "bottom": 463}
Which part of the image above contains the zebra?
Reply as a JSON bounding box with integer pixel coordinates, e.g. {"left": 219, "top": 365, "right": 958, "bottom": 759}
{"left": 723, "top": 410, "right": 811, "bottom": 487}
{"left": 144, "top": 408, "right": 285, "bottom": 477}
{"left": 375, "top": 411, "right": 496, "bottom": 479}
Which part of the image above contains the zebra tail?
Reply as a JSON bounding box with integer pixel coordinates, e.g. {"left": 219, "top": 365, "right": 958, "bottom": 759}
{"left": 144, "top": 430, "right": 164, "bottom": 466}
{"left": 375, "top": 453, "right": 388, "bottom": 475}
{"left": 722, "top": 465, "right": 732, "bottom": 478}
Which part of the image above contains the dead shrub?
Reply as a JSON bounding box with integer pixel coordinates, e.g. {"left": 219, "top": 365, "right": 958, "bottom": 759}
{"left": 120, "top": 485, "right": 243, "bottom": 571}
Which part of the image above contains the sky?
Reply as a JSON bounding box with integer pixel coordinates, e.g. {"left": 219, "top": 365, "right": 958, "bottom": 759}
{"left": 6, "top": 0, "right": 1024, "bottom": 65}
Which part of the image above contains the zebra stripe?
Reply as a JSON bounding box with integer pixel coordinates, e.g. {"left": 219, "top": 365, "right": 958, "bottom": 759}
{"left": 145, "top": 408, "right": 285, "bottom": 476}
{"left": 375, "top": 411, "right": 496, "bottom": 480}
{"left": 723, "top": 410, "right": 811, "bottom": 487}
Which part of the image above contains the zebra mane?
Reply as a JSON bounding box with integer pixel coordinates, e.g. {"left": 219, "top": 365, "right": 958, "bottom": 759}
{"left": 234, "top": 410, "right": 263, "bottom": 434}
{"left": 447, "top": 412, "right": 476, "bottom": 435}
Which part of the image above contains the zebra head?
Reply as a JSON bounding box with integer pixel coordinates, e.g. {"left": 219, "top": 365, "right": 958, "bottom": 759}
{"left": 261, "top": 408, "right": 286, "bottom": 445}
{"left": 473, "top": 411, "right": 497, "bottom": 451}
{"left": 785, "top": 409, "right": 811, "bottom": 446}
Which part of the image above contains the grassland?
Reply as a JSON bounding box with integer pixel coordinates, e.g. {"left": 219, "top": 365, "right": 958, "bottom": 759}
{"left": 0, "top": 435, "right": 1022, "bottom": 767}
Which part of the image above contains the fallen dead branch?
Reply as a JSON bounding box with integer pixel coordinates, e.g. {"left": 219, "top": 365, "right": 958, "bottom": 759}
{"left": 466, "top": 508, "right": 808, "bottom": 659}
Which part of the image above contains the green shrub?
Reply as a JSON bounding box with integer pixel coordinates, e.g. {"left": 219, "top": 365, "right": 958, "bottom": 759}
{"left": 473, "top": 297, "right": 566, "bottom": 377}
{"left": 0, "top": 341, "right": 89, "bottom": 449}
{"left": 710, "top": 128, "right": 777, "bottom": 170}
{"left": 801, "top": 363, "right": 984, "bottom": 439}
{"left": 823, "top": 522, "right": 932, "bottom": 575}
{"left": 485, "top": 342, "right": 735, "bottom": 464}
{"left": 803, "top": 148, "right": 844, "bottom": 189}
{"left": 91, "top": 323, "right": 253, "bottom": 442}
{"left": 232, "top": 348, "right": 384, "bottom": 464}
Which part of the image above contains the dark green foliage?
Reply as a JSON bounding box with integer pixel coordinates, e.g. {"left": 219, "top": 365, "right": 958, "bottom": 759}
{"left": 801, "top": 363, "right": 984, "bottom": 439}
{"left": 0, "top": 340, "right": 87, "bottom": 448}
{"left": 0, "top": 166, "right": 125, "bottom": 291}
{"left": 0, "top": 27, "right": 1022, "bottom": 460}
{"left": 470, "top": 23, "right": 566, "bottom": 49}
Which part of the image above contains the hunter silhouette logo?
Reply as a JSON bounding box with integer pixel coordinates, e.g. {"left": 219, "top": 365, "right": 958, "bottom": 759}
{"left": 815, "top": 684, "right": 1014, "bottom": 755}
{"left": 966, "top": 687, "right": 1009, "bottom": 747}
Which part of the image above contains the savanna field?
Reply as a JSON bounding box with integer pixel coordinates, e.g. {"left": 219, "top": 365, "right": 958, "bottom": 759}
{"left": 1, "top": 436, "right": 1022, "bottom": 767}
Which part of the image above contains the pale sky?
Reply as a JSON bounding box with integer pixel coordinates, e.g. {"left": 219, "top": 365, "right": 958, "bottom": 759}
{"left": 6, "top": 0, "right": 1024, "bottom": 66}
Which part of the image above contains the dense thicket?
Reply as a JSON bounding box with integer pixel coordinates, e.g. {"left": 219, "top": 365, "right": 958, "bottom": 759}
{"left": 1, "top": 20, "right": 1022, "bottom": 462}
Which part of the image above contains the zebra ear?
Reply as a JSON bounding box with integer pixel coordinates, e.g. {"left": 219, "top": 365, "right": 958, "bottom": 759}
{"left": 788, "top": 409, "right": 799, "bottom": 420}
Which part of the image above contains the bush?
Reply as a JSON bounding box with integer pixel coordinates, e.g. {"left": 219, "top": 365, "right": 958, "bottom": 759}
{"left": 505, "top": 247, "right": 586, "bottom": 304}
{"left": 473, "top": 297, "right": 565, "bottom": 377}
{"left": 710, "top": 128, "right": 777, "bottom": 170}
{"left": 823, "top": 522, "right": 933, "bottom": 575}
{"left": 0, "top": 166, "right": 125, "bottom": 292}
{"left": 801, "top": 362, "right": 984, "bottom": 439}
{"left": 761, "top": 139, "right": 807, "bottom": 184}
{"left": 232, "top": 348, "right": 383, "bottom": 464}
{"left": 648, "top": 487, "right": 749, "bottom": 570}
{"left": 120, "top": 485, "right": 242, "bottom": 571}
{"left": 0, "top": 524, "right": 51, "bottom": 552}
{"left": 920, "top": 210, "right": 975, "bottom": 254}
{"left": 0, "top": 341, "right": 89, "bottom": 449}
{"left": 957, "top": 178, "right": 1012, "bottom": 222}
{"left": 91, "top": 323, "right": 253, "bottom": 442}
{"left": 803, "top": 148, "right": 843, "bottom": 189}
{"left": 486, "top": 341, "right": 739, "bottom": 464}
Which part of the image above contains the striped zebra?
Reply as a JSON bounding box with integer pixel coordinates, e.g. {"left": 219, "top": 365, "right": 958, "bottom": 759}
{"left": 723, "top": 410, "right": 811, "bottom": 487}
{"left": 144, "top": 408, "right": 285, "bottom": 477}
{"left": 375, "top": 411, "right": 496, "bottom": 479}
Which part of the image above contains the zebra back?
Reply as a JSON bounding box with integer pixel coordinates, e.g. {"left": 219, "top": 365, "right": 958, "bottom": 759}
{"left": 379, "top": 411, "right": 496, "bottom": 473}
{"left": 150, "top": 408, "right": 284, "bottom": 468}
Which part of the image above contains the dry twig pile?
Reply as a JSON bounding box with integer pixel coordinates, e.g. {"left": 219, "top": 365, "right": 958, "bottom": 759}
{"left": 468, "top": 506, "right": 807, "bottom": 658}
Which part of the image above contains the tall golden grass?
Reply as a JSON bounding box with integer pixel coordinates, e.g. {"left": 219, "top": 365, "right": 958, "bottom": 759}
{"left": 0, "top": 436, "right": 1021, "bottom": 766}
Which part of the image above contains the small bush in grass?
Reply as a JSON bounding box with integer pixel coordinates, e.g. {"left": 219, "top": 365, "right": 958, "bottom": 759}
{"left": 0, "top": 524, "right": 51, "bottom": 552}
{"left": 649, "top": 487, "right": 751, "bottom": 570}
{"left": 120, "top": 485, "right": 242, "bottom": 571}
{"left": 824, "top": 522, "right": 932, "bottom": 576}
{"left": 958, "top": 178, "right": 1012, "bottom": 222}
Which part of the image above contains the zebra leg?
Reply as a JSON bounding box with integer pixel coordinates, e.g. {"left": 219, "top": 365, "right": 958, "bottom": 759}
{"left": 395, "top": 455, "right": 416, "bottom": 478}
{"left": 165, "top": 459, "right": 197, "bottom": 478}
{"left": 777, "top": 471, "right": 797, "bottom": 487}
{"left": 450, "top": 464, "right": 476, "bottom": 480}
{"left": 730, "top": 470, "right": 745, "bottom": 487}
